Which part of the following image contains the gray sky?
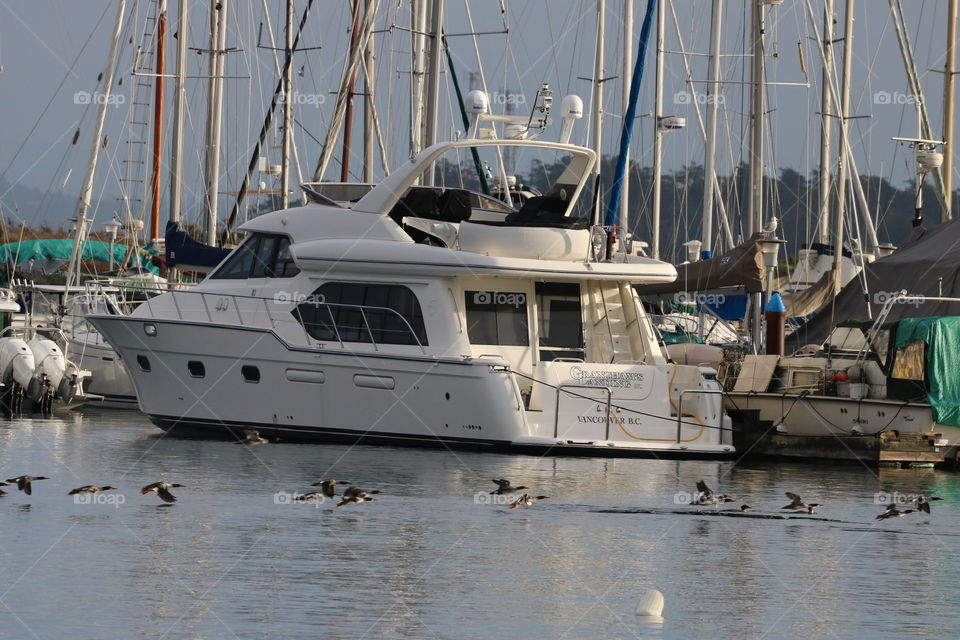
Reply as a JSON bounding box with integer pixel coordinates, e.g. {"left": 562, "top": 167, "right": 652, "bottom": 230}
{"left": 0, "top": 0, "right": 953, "bottom": 234}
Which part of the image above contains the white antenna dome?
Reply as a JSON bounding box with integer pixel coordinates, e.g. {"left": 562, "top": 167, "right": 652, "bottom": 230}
{"left": 466, "top": 90, "right": 489, "bottom": 114}
{"left": 560, "top": 94, "right": 584, "bottom": 119}
{"left": 917, "top": 148, "right": 943, "bottom": 171}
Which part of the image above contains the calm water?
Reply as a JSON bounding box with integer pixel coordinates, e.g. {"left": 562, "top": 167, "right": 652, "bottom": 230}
{"left": 0, "top": 411, "right": 958, "bottom": 639}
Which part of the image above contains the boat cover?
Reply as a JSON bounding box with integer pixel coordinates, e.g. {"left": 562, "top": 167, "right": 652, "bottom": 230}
{"left": 165, "top": 221, "right": 232, "bottom": 270}
{"left": 895, "top": 316, "right": 960, "bottom": 427}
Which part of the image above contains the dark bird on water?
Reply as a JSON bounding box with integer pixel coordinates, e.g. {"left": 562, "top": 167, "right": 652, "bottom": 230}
{"left": 490, "top": 478, "right": 527, "bottom": 495}
{"left": 509, "top": 494, "right": 550, "bottom": 509}
{"left": 781, "top": 492, "right": 822, "bottom": 514}
{"left": 68, "top": 485, "right": 117, "bottom": 495}
{"left": 914, "top": 495, "right": 943, "bottom": 514}
{"left": 693, "top": 480, "right": 735, "bottom": 506}
{"left": 141, "top": 482, "right": 186, "bottom": 503}
{"left": 336, "top": 485, "right": 381, "bottom": 507}
{"left": 7, "top": 476, "right": 49, "bottom": 496}
{"left": 876, "top": 504, "right": 918, "bottom": 520}
{"left": 310, "top": 479, "right": 352, "bottom": 498}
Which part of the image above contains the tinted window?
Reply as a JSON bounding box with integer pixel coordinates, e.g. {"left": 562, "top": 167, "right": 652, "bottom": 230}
{"left": 536, "top": 282, "right": 583, "bottom": 361}
{"left": 241, "top": 365, "right": 260, "bottom": 383}
{"left": 211, "top": 234, "right": 300, "bottom": 279}
{"left": 465, "top": 291, "right": 529, "bottom": 346}
{"left": 136, "top": 355, "right": 151, "bottom": 372}
{"left": 188, "top": 361, "right": 205, "bottom": 377}
{"left": 293, "top": 283, "right": 428, "bottom": 346}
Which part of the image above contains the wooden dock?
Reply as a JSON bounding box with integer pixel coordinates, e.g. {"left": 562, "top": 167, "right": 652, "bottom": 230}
{"left": 728, "top": 409, "right": 953, "bottom": 468}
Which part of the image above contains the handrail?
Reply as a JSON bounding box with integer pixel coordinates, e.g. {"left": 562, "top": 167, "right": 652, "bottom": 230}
{"left": 676, "top": 388, "right": 725, "bottom": 443}
{"left": 137, "top": 287, "right": 430, "bottom": 355}
{"left": 554, "top": 383, "right": 612, "bottom": 439}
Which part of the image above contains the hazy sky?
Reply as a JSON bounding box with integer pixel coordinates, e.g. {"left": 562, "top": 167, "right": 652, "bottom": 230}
{"left": 0, "top": 0, "right": 954, "bottom": 237}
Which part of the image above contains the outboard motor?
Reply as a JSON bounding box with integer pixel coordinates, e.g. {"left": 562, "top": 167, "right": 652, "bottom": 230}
{"left": 0, "top": 337, "right": 36, "bottom": 412}
{"left": 27, "top": 337, "right": 67, "bottom": 411}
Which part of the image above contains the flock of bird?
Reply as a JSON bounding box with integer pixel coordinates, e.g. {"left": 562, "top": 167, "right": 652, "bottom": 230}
{"left": 0, "top": 428, "right": 944, "bottom": 518}
{"left": 692, "top": 479, "right": 944, "bottom": 521}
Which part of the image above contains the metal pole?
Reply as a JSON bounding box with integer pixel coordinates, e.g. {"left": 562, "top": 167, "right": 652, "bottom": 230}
{"left": 422, "top": 0, "right": 444, "bottom": 185}
{"left": 149, "top": 1, "right": 167, "bottom": 242}
{"left": 591, "top": 0, "right": 606, "bottom": 227}
{"left": 169, "top": 0, "right": 189, "bottom": 226}
{"left": 833, "top": 0, "right": 854, "bottom": 293}
{"left": 650, "top": 0, "right": 664, "bottom": 259}
{"left": 281, "top": 0, "right": 294, "bottom": 208}
{"left": 747, "top": 0, "right": 765, "bottom": 348}
{"left": 410, "top": 0, "right": 427, "bottom": 157}
{"left": 701, "top": 0, "right": 722, "bottom": 259}
{"left": 818, "top": 0, "right": 834, "bottom": 245}
{"left": 341, "top": 0, "right": 362, "bottom": 182}
{"left": 363, "top": 0, "right": 375, "bottom": 183}
{"left": 204, "top": 0, "right": 228, "bottom": 244}
{"left": 620, "top": 0, "right": 634, "bottom": 249}
{"left": 944, "top": 0, "right": 958, "bottom": 220}
{"left": 65, "top": 0, "right": 126, "bottom": 293}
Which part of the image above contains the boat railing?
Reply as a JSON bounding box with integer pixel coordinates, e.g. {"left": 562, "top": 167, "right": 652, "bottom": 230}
{"left": 554, "top": 384, "right": 612, "bottom": 439}
{"left": 138, "top": 288, "right": 428, "bottom": 355}
{"left": 676, "top": 388, "right": 725, "bottom": 443}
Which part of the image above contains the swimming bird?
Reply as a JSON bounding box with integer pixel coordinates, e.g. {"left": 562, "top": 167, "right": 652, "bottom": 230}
{"left": 294, "top": 491, "right": 325, "bottom": 502}
{"left": 235, "top": 427, "right": 268, "bottom": 446}
{"left": 509, "top": 494, "right": 550, "bottom": 509}
{"left": 309, "top": 479, "right": 352, "bottom": 498}
{"left": 693, "top": 480, "right": 735, "bottom": 506}
{"left": 913, "top": 495, "right": 944, "bottom": 514}
{"left": 781, "top": 492, "right": 822, "bottom": 514}
{"left": 6, "top": 476, "right": 49, "bottom": 496}
{"left": 490, "top": 478, "right": 527, "bottom": 495}
{"left": 68, "top": 485, "right": 117, "bottom": 495}
{"left": 141, "top": 482, "right": 185, "bottom": 503}
{"left": 336, "top": 487, "right": 379, "bottom": 507}
{"left": 740, "top": 504, "right": 751, "bottom": 512}
{"left": 876, "top": 504, "right": 918, "bottom": 520}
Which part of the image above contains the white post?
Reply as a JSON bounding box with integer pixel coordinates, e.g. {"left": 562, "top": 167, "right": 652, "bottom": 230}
{"left": 410, "top": 0, "right": 427, "bottom": 157}
{"left": 66, "top": 0, "right": 126, "bottom": 292}
{"left": 651, "top": 0, "right": 664, "bottom": 259}
{"left": 701, "top": 0, "right": 723, "bottom": 259}
{"left": 281, "top": 0, "right": 294, "bottom": 209}
{"left": 422, "top": 0, "right": 444, "bottom": 186}
{"left": 944, "top": 0, "right": 958, "bottom": 220}
{"left": 817, "top": 0, "right": 834, "bottom": 245}
{"left": 169, "top": 0, "right": 189, "bottom": 225}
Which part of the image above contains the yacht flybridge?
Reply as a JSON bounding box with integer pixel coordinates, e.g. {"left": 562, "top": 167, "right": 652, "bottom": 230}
{"left": 89, "top": 96, "right": 733, "bottom": 457}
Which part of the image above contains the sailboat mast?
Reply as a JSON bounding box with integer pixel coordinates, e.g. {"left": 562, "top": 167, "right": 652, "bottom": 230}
{"left": 832, "top": 0, "right": 854, "bottom": 290}
{"left": 650, "top": 0, "right": 664, "bottom": 259}
{"left": 341, "top": 0, "right": 362, "bottom": 182}
{"left": 281, "top": 0, "right": 294, "bottom": 208}
{"left": 363, "top": 0, "right": 375, "bottom": 183}
{"left": 747, "top": 0, "right": 765, "bottom": 239}
{"left": 944, "top": 0, "right": 958, "bottom": 220}
{"left": 169, "top": 0, "right": 189, "bottom": 226}
{"left": 410, "top": 0, "right": 427, "bottom": 157}
{"left": 817, "top": 0, "right": 834, "bottom": 245}
{"left": 204, "top": 0, "right": 228, "bottom": 244}
{"left": 65, "top": 0, "right": 127, "bottom": 292}
{"left": 591, "top": 0, "right": 605, "bottom": 226}
{"left": 150, "top": 2, "right": 167, "bottom": 243}
{"left": 701, "top": 0, "right": 722, "bottom": 259}
{"left": 619, "top": 0, "right": 633, "bottom": 247}
{"left": 422, "top": 0, "right": 444, "bottom": 185}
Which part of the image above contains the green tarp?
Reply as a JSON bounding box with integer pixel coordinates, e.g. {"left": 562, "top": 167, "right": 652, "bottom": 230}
{"left": 896, "top": 316, "right": 960, "bottom": 427}
{"left": 0, "top": 239, "right": 158, "bottom": 274}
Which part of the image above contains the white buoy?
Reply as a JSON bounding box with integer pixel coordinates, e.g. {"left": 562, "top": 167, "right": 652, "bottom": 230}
{"left": 635, "top": 589, "right": 664, "bottom": 617}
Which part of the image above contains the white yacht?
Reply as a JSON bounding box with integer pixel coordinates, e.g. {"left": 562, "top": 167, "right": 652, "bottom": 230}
{"left": 89, "top": 130, "right": 733, "bottom": 457}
